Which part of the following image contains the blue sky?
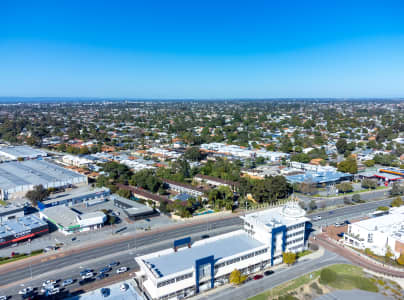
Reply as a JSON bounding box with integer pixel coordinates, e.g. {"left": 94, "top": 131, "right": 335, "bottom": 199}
{"left": 1, "top": 0, "right": 404, "bottom": 98}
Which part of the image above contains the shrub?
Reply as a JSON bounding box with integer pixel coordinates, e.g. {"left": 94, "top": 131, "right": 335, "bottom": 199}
{"left": 310, "top": 282, "right": 323, "bottom": 294}
{"left": 319, "top": 268, "right": 337, "bottom": 284}
{"left": 352, "top": 194, "right": 361, "bottom": 203}
{"left": 397, "top": 253, "right": 404, "bottom": 265}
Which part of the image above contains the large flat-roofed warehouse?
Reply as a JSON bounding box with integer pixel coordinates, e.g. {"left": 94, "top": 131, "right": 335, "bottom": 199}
{"left": 0, "top": 215, "right": 48, "bottom": 248}
{"left": 0, "top": 145, "right": 47, "bottom": 161}
{"left": 135, "top": 202, "right": 309, "bottom": 300}
{"left": 0, "top": 159, "right": 88, "bottom": 200}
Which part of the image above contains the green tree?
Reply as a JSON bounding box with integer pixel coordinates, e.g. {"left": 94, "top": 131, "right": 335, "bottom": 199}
{"left": 282, "top": 252, "right": 296, "bottom": 266}
{"left": 391, "top": 182, "right": 404, "bottom": 196}
{"left": 229, "top": 269, "right": 247, "bottom": 285}
{"left": 337, "top": 158, "right": 358, "bottom": 174}
{"left": 25, "top": 185, "right": 49, "bottom": 206}
{"left": 363, "top": 160, "right": 375, "bottom": 167}
{"left": 184, "top": 147, "right": 203, "bottom": 161}
{"left": 352, "top": 194, "right": 361, "bottom": 203}
{"left": 336, "top": 182, "right": 353, "bottom": 193}
{"left": 336, "top": 139, "right": 348, "bottom": 154}
{"left": 391, "top": 196, "right": 404, "bottom": 207}
{"left": 385, "top": 245, "right": 394, "bottom": 262}
{"left": 361, "top": 178, "right": 377, "bottom": 190}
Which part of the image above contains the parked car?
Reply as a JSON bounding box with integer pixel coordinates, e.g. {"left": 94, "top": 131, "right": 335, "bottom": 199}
{"left": 80, "top": 269, "right": 93, "bottom": 276}
{"left": 253, "top": 274, "right": 263, "bottom": 280}
{"left": 264, "top": 270, "right": 274, "bottom": 276}
{"left": 120, "top": 283, "right": 129, "bottom": 291}
{"left": 99, "top": 267, "right": 111, "bottom": 274}
{"left": 46, "top": 288, "right": 59, "bottom": 296}
{"left": 81, "top": 272, "right": 94, "bottom": 280}
{"left": 201, "top": 234, "right": 210, "bottom": 239}
{"left": 108, "top": 261, "right": 119, "bottom": 268}
{"left": 97, "top": 273, "right": 108, "bottom": 280}
{"left": 42, "top": 280, "right": 56, "bottom": 287}
{"left": 62, "top": 279, "right": 74, "bottom": 287}
{"left": 18, "top": 287, "right": 33, "bottom": 295}
{"left": 116, "top": 267, "right": 128, "bottom": 274}
{"left": 312, "top": 216, "right": 322, "bottom": 221}
{"left": 335, "top": 221, "right": 345, "bottom": 227}
{"left": 0, "top": 296, "right": 7, "bottom": 300}
{"left": 79, "top": 278, "right": 95, "bottom": 285}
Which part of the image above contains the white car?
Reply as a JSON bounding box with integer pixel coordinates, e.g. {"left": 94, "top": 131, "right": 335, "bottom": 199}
{"left": 18, "top": 287, "right": 33, "bottom": 295}
{"left": 81, "top": 272, "right": 94, "bottom": 279}
{"left": 312, "top": 216, "right": 322, "bottom": 221}
{"left": 42, "top": 280, "right": 56, "bottom": 287}
{"left": 120, "top": 283, "right": 129, "bottom": 291}
{"left": 116, "top": 267, "right": 128, "bottom": 274}
{"left": 47, "top": 288, "right": 60, "bottom": 295}
{"left": 0, "top": 296, "right": 7, "bottom": 300}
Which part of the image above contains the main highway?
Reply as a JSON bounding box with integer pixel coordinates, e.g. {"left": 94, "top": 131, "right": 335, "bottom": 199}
{"left": 0, "top": 197, "right": 395, "bottom": 298}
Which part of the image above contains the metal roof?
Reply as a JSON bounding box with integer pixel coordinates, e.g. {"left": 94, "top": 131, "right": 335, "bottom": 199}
{"left": 0, "top": 215, "right": 47, "bottom": 239}
{"left": 286, "top": 171, "right": 351, "bottom": 184}
{"left": 145, "top": 231, "right": 264, "bottom": 277}
{"left": 0, "top": 146, "right": 47, "bottom": 159}
{"left": 0, "top": 160, "right": 86, "bottom": 191}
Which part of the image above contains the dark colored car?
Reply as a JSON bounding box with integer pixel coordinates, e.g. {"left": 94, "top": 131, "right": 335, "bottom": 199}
{"left": 99, "top": 267, "right": 111, "bottom": 274}
{"left": 79, "top": 278, "right": 95, "bottom": 286}
{"left": 80, "top": 269, "right": 93, "bottom": 276}
{"left": 108, "top": 261, "right": 119, "bottom": 268}
{"left": 97, "top": 273, "right": 108, "bottom": 280}
{"left": 201, "top": 234, "right": 210, "bottom": 239}
{"left": 264, "top": 270, "right": 274, "bottom": 276}
{"left": 253, "top": 274, "right": 263, "bottom": 280}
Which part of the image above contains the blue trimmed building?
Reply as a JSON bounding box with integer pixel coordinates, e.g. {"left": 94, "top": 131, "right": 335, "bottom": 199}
{"left": 135, "top": 202, "right": 309, "bottom": 300}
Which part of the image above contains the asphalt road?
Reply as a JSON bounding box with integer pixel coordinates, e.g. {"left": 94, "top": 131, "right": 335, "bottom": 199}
{"left": 0, "top": 219, "right": 243, "bottom": 298}
{"left": 308, "top": 198, "right": 393, "bottom": 226}
{"left": 199, "top": 250, "right": 348, "bottom": 300}
{"left": 0, "top": 197, "right": 396, "bottom": 298}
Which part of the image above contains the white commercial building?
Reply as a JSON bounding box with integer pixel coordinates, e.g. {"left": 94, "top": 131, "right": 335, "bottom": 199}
{"left": 200, "top": 143, "right": 288, "bottom": 161}
{"left": 344, "top": 206, "right": 404, "bottom": 258}
{"left": 135, "top": 202, "right": 308, "bottom": 300}
{"left": 39, "top": 206, "right": 106, "bottom": 235}
{"left": 62, "top": 155, "right": 92, "bottom": 167}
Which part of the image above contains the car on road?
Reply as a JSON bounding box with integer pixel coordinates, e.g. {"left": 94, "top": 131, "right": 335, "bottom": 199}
{"left": 42, "top": 280, "right": 56, "bottom": 287}
{"left": 253, "top": 274, "right": 263, "bottom": 280}
{"left": 80, "top": 269, "right": 93, "bottom": 276}
{"left": 201, "top": 234, "right": 210, "bottom": 239}
{"left": 81, "top": 272, "right": 94, "bottom": 279}
{"left": 99, "top": 267, "right": 111, "bottom": 274}
{"left": 116, "top": 267, "right": 128, "bottom": 274}
{"left": 264, "top": 270, "right": 274, "bottom": 276}
{"left": 108, "top": 261, "right": 119, "bottom": 268}
{"left": 18, "top": 287, "right": 33, "bottom": 295}
{"left": 41, "top": 286, "right": 54, "bottom": 294}
{"left": 312, "top": 216, "right": 322, "bottom": 221}
{"left": 97, "top": 273, "right": 108, "bottom": 280}
{"left": 46, "top": 288, "right": 59, "bottom": 295}
{"left": 62, "top": 279, "right": 74, "bottom": 287}
{"left": 0, "top": 296, "right": 7, "bottom": 300}
{"left": 79, "top": 278, "right": 95, "bottom": 285}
